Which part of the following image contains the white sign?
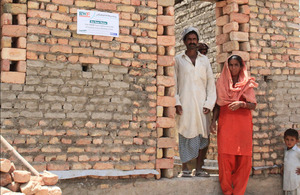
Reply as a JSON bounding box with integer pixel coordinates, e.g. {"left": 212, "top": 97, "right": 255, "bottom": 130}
{"left": 77, "top": 10, "right": 119, "bottom": 37}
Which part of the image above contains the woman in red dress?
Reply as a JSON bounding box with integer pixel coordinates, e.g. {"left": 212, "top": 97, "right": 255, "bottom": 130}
{"left": 211, "top": 55, "right": 258, "bottom": 195}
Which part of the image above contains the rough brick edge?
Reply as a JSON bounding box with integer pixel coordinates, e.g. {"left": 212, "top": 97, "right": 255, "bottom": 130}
{"left": 0, "top": 1, "right": 27, "bottom": 84}
{"left": 156, "top": 0, "right": 176, "bottom": 179}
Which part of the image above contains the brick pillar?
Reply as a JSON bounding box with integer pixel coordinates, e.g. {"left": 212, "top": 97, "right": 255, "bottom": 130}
{"left": 1, "top": 0, "right": 27, "bottom": 84}
{"left": 216, "top": 0, "right": 250, "bottom": 70}
{"left": 156, "top": 0, "right": 176, "bottom": 179}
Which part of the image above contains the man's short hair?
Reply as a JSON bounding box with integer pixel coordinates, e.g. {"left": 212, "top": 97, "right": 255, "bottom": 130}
{"left": 284, "top": 128, "right": 299, "bottom": 140}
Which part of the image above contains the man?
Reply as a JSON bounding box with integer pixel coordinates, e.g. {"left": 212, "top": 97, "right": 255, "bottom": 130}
{"left": 175, "top": 27, "right": 216, "bottom": 177}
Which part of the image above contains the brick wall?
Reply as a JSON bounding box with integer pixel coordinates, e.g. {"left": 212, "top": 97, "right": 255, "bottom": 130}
{"left": 1, "top": 0, "right": 177, "bottom": 179}
{"left": 1, "top": 0, "right": 299, "bottom": 180}
{"left": 176, "top": 0, "right": 299, "bottom": 175}
{"left": 215, "top": 0, "right": 300, "bottom": 175}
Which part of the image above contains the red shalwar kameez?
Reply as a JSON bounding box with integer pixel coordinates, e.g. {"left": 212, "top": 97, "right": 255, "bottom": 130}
{"left": 216, "top": 55, "right": 258, "bottom": 195}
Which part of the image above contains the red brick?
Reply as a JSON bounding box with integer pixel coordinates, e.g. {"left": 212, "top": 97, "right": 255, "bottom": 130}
{"left": 136, "top": 37, "right": 156, "bottom": 45}
{"left": 227, "top": 0, "right": 248, "bottom": 4}
{"left": 16, "top": 14, "right": 26, "bottom": 25}
{"left": 93, "top": 162, "right": 114, "bottom": 170}
{"left": 138, "top": 54, "right": 157, "bottom": 61}
{"left": 271, "top": 35, "right": 286, "bottom": 41}
{"left": 52, "top": 0, "right": 74, "bottom": 5}
{"left": 157, "top": 138, "right": 176, "bottom": 148}
{"left": 230, "top": 31, "right": 249, "bottom": 41}
{"left": 216, "top": 34, "right": 229, "bottom": 45}
{"left": 12, "top": 170, "right": 31, "bottom": 183}
{"left": 28, "top": 10, "right": 51, "bottom": 19}
{"left": 2, "top": 37, "right": 12, "bottom": 49}
{"left": 27, "top": 43, "right": 50, "bottom": 52}
{"left": 216, "top": 15, "right": 229, "bottom": 26}
{"left": 0, "top": 173, "right": 12, "bottom": 186}
{"left": 115, "top": 52, "right": 134, "bottom": 59}
{"left": 2, "top": 48, "right": 26, "bottom": 61}
{"left": 157, "top": 15, "right": 175, "bottom": 26}
{"left": 16, "top": 37, "right": 26, "bottom": 49}
{"left": 156, "top": 158, "right": 174, "bottom": 169}
{"left": 28, "top": 26, "right": 50, "bottom": 35}
{"left": 51, "top": 13, "right": 72, "bottom": 22}
{"left": 223, "top": 2, "right": 238, "bottom": 15}
{"left": 223, "top": 22, "right": 239, "bottom": 34}
{"left": 230, "top": 13, "right": 250, "bottom": 23}
{"left": 157, "top": 56, "right": 174, "bottom": 66}
{"left": 94, "top": 50, "right": 114, "bottom": 57}
{"left": 240, "top": 5, "right": 250, "bottom": 14}
{"left": 232, "top": 51, "right": 249, "bottom": 61}
{"left": 156, "top": 117, "right": 175, "bottom": 128}
{"left": 1, "top": 13, "right": 12, "bottom": 26}
{"left": 96, "top": 2, "right": 117, "bottom": 10}
{"left": 156, "top": 76, "right": 175, "bottom": 87}
{"left": 157, "top": 36, "right": 175, "bottom": 46}
{"left": 157, "top": 0, "right": 173, "bottom": 6}
{"left": 222, "top": 41, "right": 239, "bottom": 52}
{"left": 287, "top": 62, "right": 300, "bottom": 68}
{"left": 3, "top": 3, "right": 27, "bottom": 14}
{"left": 75, "top": 1, "right": 95, "bottom": 7}
{"left": 157, "top": 96, "right": 175, "bottom": 107}
{"left": 0, "top": 159, "right": 12, "bottom": 173}
{"left": 250, "top": 60, "right": 266, "bottom": 67}
{"left": 16, "top": 61, "right": 26, "bottom": 72}
{"left": 47, "top": 163, "right": 70, "bottom": 171}
{"left": 27, "top": 51, "right": 38, "bottom": 60}
{"left": 216, "top": 1, "right": 227, "bottom": 8}
{"left": 50, "top": 45, "right": 72, "bottom": 53}
{"left": 1, "top": 60, "right": 10, "bottom": 71}
{"left": 73, "top": 48, "right": 93, "bottom": 55}
{"left": 2, "top": 25, "right": 27, "bottom": 37}
{"left": 115, "top": 35, "right": 134, "bottom": 43}
{"left": 79, "top": 56, "right": 99, "bottom": 64}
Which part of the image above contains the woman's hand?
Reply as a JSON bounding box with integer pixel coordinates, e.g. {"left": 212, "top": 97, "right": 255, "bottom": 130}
{"left": 228, "top": 101, "right": 245, "bottom": 111}
{"left": 176, "top": 105, "right": 183, "bottom": 115}
{"left": 210, "top": 121, "right": 217, "bottom": 134}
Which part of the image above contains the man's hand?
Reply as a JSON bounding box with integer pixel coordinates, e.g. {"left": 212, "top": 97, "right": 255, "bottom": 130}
{"left": 296, "top": 168, "right": 300, "bottom": 175}
{"left": 176, "top": 105, "right": 183, "bottom": 115}
{"left": 203, "top": 107, "right": 210, "bottom": 114}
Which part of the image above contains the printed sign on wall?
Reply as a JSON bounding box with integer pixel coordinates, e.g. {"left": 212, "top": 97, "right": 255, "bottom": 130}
{"left": 77, "top": 10, "right": 119, "bottom": 37}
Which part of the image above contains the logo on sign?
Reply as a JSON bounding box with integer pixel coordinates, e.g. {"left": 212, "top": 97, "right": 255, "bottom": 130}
{"left": 79, "top": 11, "right": 90, "bottom": 17}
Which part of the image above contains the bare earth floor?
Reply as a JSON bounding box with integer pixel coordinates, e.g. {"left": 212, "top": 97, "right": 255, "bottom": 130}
{"left": 58, "top": 175, "right": 282, "bottom": 195}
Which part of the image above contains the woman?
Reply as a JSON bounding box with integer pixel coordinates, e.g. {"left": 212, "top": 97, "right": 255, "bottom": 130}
{"left": 211, "top": 55, "right": 258, "bottom": 195}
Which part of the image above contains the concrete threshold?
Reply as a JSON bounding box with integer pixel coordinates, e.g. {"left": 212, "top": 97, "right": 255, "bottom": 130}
{"left": 58, "top": 175, "right": 283, "bottom": 195}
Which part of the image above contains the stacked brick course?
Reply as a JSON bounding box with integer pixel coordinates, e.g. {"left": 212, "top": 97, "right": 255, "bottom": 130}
{"left": 1, "top": 0, "right": 176, "bottom": 179}
{"left": 1, "top": 0, "right": 27, "bottom": 84}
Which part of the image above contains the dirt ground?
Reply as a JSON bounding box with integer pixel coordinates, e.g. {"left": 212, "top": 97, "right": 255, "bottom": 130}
{"left": 58, "top": 174, "right": 283, "bottom": 195}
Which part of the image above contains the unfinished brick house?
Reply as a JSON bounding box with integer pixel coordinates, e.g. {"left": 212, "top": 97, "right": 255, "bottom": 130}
{"left": 0, "top": 0, "right": 299, "bottom": 188}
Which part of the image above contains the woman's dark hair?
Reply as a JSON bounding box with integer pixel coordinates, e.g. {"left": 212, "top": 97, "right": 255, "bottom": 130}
{"left": 284, "top": 128, "right": 299, "bottom": 140}
{"left": 183, "top": 31, "right": 199, "bottom": 42}
{"left": 228, "top": 55, "right": 244, "bottom": 67}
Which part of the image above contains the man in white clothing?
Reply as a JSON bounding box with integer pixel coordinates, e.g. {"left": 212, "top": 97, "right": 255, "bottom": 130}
{"left": 175, "top": 27, "right": 216, "bottom": 177}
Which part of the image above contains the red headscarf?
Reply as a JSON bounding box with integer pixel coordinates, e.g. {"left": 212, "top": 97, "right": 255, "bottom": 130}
{"left": 216, "top": 55, "right": 258, "bottom": 106}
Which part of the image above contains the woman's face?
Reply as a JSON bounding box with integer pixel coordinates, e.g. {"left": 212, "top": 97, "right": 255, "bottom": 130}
{"left": 228, "top": 59, "right": 242, "bottom": 77}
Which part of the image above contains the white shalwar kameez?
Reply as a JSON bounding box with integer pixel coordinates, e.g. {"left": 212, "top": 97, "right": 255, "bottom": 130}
{"left": 284, "top": 145, "right": 300, "bottom": 195}
{"left": 175, "top": 52, "right": 216, "bottom": 139}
